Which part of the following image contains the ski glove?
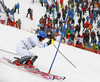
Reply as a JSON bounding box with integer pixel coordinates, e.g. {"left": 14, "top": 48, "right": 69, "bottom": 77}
{"left": 51, "top": 39, "right": 54, "bottom": 46}
{"left": 47, "top": 39, "right": 52, "bottom": 46}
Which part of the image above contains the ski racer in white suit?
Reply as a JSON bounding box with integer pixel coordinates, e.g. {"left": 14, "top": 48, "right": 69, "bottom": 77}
{"left": 14, "top": 31, "right": 52, "bottom": 67}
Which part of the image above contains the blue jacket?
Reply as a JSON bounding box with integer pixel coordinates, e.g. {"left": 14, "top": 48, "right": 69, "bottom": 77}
{"left": 86, "top": 16, "right": 89, "bottom": 20}
{"left": 70, "top": 29, "right": 75, "bottom": 34}
{"left": 90, "top": 19, "right": 93, "bottom": 23}
{"left": 97, "top": 20, "right": 100, "bottom": 25}
{"left": 39, "top": 23, "right": 43, "bottom": 27}
{"left": 67, "top": 25, "right": 70, "bottom": 29}
{"left": 75, "top": 0, "right": 78, "bottom": 3}
{"left": 67, "top": 39, "right": 72, "bottom": 44}
{"left": 93, "top": 12, "right": 97, "bottom": 18}
{"left": 7, "top": 9, "right": 11, "bottom": 13}
{"left": 92, "top": 39, "right": 97, "bottom": 44}
{"left": 98, "top": 41, "right": 100, "bottom": 46}
{"left": 44, "top": 0, "right": 47, "bottom": 3}
{"left": 70, "top": 9, "right": 74, "bottom": 19}
{"left": 16, "top": 3, "right": 20, "bottom": 9}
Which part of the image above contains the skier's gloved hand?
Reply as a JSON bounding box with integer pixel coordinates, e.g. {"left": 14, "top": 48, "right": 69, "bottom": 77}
{"left": 51, "top": 39, "right": 54, "bottom": 46}
{"left": 47, "top": 39, "right": 52, "bottom": 46}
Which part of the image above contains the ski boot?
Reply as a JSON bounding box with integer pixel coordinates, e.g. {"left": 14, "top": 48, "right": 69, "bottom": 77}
{"left": 13, "top": 56, "right": 31, "bottom": 66}
{"left": 25, "top": 56, "right": 38, "bottom": 68}
{"left": 13, "top": 57, "right": 23, "bottom": 66}
{"left": 25, "top": 60, "right": 35, "bottom": 68}
{"left": 30, "top": 56, "right": 38, "bottom": 65}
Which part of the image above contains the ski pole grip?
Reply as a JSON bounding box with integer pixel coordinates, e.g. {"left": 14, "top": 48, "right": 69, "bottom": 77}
{"left": 51, "top": 39, "right": 54, "bottom": 46}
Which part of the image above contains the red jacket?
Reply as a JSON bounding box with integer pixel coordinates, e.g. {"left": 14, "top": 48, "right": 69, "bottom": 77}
{"left": 84, "top": 22, "right": 89, "bottom": 28}
{"left": 55, "top": 2, "right": 58, "bottom": 6}
{"left": 89, "top": 13, "right": 93, "bottom": 19}
{"left": 88, "top": 7, "right": 91, "bottom": 11}
{"left": 65, "top": 5, "right": 68, "bottom": 10}
{"left": 85, "top": 0, "right": 88, "bottom": 2}
{"left": 82, "top": 7, "right": 86, "bottom": 11}
{"left": 89, "top": 2, "right": 92, "bottom": 6}
{"left": 82, "top": 33, "right": 86, "bottom": 38}
{"left": 60, "top": 0, "right": 63, "bottom": 4}
{"left": 42, "top": 18, "right": 46, "bottom": 26}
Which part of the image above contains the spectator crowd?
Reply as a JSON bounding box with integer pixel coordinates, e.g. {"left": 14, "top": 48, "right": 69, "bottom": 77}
{"left": 36, "top": 0, "right": 100, "bottom": 54}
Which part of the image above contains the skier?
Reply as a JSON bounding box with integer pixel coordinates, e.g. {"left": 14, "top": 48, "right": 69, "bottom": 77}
{"left": 13, "top": 31, "right": 53, "bottom": 68}
{"left": 16, "top": 2, "right": 20, "bottom": 14}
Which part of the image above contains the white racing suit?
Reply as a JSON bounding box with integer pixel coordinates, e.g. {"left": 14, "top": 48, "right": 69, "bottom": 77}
{"left": 16, "top": 35, "right": 48, "bottom": 65}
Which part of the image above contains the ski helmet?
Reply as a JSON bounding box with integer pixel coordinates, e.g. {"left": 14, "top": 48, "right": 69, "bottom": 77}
{"left": 37, "top": 31, "right": 47, "bottom": 39}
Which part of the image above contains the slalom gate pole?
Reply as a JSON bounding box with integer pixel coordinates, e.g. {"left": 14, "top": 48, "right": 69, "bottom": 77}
{"left": 53, "top": 45, "right": 76, "bottom": 68}
{"left": 0, "top": 49, "right": 17, "bottom": 55}
{"left": 48, "top": 10, "right": 71, "bottom": 74}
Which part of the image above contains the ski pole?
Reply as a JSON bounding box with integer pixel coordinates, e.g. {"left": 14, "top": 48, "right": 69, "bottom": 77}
{"left": 53, "top": 45, "right": 76, "bottom": 68}
{"left": 0, "top": 49, "right": 17, "bottom": 55}
{"left": 48, "top": 11, "right": 71, "bottom": 74}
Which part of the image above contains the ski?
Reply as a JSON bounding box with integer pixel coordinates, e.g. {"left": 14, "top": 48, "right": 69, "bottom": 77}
{"left": 24, "top": 65, "right": 66, "bottom": 80}
{"left": 2, "top": 57, "right": 66, "bottom": 80}
{"left": 2, "top": 57, "right": 54, "bottom": 80}
{"left": 12, "top": 57, "right": 66, "bottom": 80}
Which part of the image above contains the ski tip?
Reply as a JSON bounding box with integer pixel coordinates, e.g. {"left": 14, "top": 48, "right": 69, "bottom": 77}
{"left": 14, "top": 57, "right": 19, "bottom": 60}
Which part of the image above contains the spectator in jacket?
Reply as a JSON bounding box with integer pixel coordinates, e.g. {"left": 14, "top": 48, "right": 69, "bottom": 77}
{"left": 62, "top": 10, "right": 66, "bottom": 21}
{"left": 83, "top": 32, "right": 90, "bottom": 44}
{"left": 60, "top": 0, "right": 63, "bottom": 5}
{"left": 16, "top": 2, "right": 20, "bottom": 14}
{"left": 11, "top": 8, "right": 15, "bottom": 20}
{"left": 82, "top": 6, "right": 86, "bottom": 15}
{"left": 75, "top": 25, "right": 80, "bottom": 35}
{"left": 26, "top": 8, "right": 31, "bottom": 17}
{"left": 70, "top": 33, "right": 75, "bottom": 41}
{"left": 93, "top": 11, "right": 97, "bottom": 23}
{"left": 14, "top": 4, "right": 17, "bottom": 13}
{"left": 82, "top": 17, "right": 85, "bottom": 27}
{"left": 30, "top": 9, "right": 33, "bottom": 20}
{"left": 90, "top": 30, "right": 96, "bottom": 43}
{"left": 6, "top": 8, "right": 11, "bottom": 16}
{"left": 70, "top": 28, "right": 75, "bottom": 35}
{"left": 79, "top": 10, "right": 82, "bottom": 19}
{"left": 88, "top": 6, "right": 91, "bottom": 15}
{"left": 16, "top": 19, "right": 21, "bottom": 29}
{"left": 86, "top": 16, "right": 89, "bottom": 23}
{"left": 78, "top": 18, "right": 81, "bottom": 26}
{"left": 44, "top": 0, "right": 47, "bottom": 7}
{"left": 84, "top": 21, "right": 89, "bottom": 30}
{"left": 71, "top": 18, "right": 75, "bottom": 25}
{"left": 51, "top": 6, "right": 55, "bottom": 17}
{"left": 40, "top": 0, "right": 43, "bottom": 6}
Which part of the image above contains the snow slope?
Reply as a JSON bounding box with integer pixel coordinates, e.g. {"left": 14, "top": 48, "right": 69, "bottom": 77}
{"left": 0, "top": 24, "right": 100, "bottom": 82}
